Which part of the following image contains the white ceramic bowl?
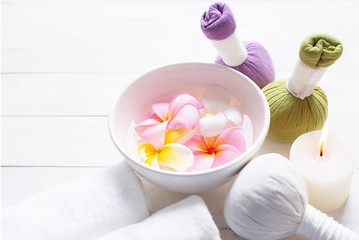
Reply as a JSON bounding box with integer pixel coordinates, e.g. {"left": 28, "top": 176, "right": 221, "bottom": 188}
{"left": 109, "top": 63, "right": 270, "bottom": 193}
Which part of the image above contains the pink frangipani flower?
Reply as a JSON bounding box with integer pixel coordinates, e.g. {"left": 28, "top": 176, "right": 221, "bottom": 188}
{"left": 186, "top": 127, "right": 246, "bottom": 171}
{"left": 136, "top": 94, "right": 204, "bottom": 150}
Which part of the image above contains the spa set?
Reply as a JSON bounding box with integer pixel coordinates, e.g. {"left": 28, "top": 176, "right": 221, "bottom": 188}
{"left": 2, "top": 2, "right": 357, "bottom": 240}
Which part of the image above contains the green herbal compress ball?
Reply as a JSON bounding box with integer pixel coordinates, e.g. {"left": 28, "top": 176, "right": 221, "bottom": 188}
{"left": 300, "top": 34, "right": 343, "bottom": 68}
{"left": 263, "top": 79, "right": 327, "bottom": 142}
{"left": 263, "top": 34, "right": 342, "bottom": 142}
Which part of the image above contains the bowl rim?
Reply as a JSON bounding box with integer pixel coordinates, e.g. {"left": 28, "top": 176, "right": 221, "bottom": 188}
{"left": 109, "top": 62, "right": 270, "bottom": 176}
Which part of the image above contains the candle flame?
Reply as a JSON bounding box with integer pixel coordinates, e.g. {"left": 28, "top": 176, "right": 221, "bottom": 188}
{"left": 319, "top": 121, "right": 329, "bottom": 157}
{"left": 320, "top": 141, "right": 325, "bottom": 157}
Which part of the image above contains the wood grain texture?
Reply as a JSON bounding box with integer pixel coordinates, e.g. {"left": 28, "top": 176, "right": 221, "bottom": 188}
{"left": 2, "top": 0, "right": 359, "bottom": 238}
{"left": 2, "top": 117, "right": 123, "bottom": 166}
{"left": 2, "top": 72, "right": 138, "bottom": 115}
{"left": 2, "top": 0, "right": 359, "bottom": 73}
{"left": 2, "top": 71, "right": 359, "bottom": 116}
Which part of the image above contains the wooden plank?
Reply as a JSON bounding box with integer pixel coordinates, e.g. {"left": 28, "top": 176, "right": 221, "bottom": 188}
{"left": 2, "top": 166, "right": 359, "bottom": 237}
{"left": 2, "top": 71, "right": 359, "bottom": 117}
{"left": 1, "top": 117, "right": 123, "bottom": 166}
{"left": 1, "top": 0, "right": 213, "bottom": 73}
{"left": 2, "top": 0, "right": 358, "bottom": 73}
{"left": 1, "top": 72, "right": 138, "bottom": 116}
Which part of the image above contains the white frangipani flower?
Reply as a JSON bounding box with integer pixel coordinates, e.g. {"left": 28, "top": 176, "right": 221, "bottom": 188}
{"left": 199, "top": 85, "right": 244, "bottom": 137}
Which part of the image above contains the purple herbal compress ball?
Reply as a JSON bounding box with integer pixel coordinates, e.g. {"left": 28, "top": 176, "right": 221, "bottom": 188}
{"left": 201, "top": 2, "right": 275, "bottom": 89}
{"left": 215, "top": 41, "right": 275, "bottom": 89}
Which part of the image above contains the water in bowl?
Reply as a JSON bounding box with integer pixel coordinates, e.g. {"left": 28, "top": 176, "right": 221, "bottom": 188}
{"left": 126, "top": 85, "right": 254, "bottom": 172}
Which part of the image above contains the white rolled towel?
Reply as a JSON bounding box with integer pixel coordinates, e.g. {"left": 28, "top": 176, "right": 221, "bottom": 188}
{"left": 98, "top": 195, "right": 221, "bottom": 240}
{"left": 2, "top": 162, "right": 150, "bottom": 240}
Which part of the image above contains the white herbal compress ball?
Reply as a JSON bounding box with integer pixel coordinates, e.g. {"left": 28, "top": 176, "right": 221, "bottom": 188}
{"left": 224, "top": 153, "right": 358, "bottom": 240}
{"left": 224, "top": 153, "right": 307, "bottom": 239}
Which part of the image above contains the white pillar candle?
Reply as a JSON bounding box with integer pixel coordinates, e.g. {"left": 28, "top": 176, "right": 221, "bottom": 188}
{"left": 290, "top": 127, "right": 356, "bottom": 212}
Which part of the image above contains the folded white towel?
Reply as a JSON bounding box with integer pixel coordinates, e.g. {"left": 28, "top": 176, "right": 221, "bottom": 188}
{"left": 98, "top": 195, "right": 221, "bottom": 240}
{"left": 2, "top": 162, "right": 150, "bottom": 240}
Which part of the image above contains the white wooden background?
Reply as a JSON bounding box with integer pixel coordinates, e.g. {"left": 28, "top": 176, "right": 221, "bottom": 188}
{"left": 2, "top": 0, "right": 359, "bottom": 239}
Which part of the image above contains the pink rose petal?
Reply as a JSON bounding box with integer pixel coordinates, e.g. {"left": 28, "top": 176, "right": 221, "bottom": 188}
{"left": 152, "top": 103, "right": 169, "bottom": 122}
{"left": 141, "top": 121, "right": 168, "bottom": 151}
{"left": 193, "top": 152, "right": 215, "bottom": 171}
{"left": 199, "top": 112, "right": 229, "bottom": 137}
{"left": 185, "top": 135, "right": 209, "bottom": 152}
{"left": 168, "top": 94, "right": 204, "bottom": 119}
{"left": 212, "top": 144, "right": 241, "bottom": 168}
{"left": 214, "top": 127, "right": 246, "bottom": 153}
{"left": 167, "top": 104, "right": 200, "bottom": 130}
{"left": 202, "top": 85, "right": 230, "bottom": 113}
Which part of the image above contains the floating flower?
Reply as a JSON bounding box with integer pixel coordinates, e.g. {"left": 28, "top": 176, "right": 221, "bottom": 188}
{"left": 186, "top": 127, "right": 246, "bottom": 171}
{"left": 199, "top": 85, "right": 244, "bottom": 137}
{"left": 136, "top": 94, "right": 204, "bottom": 150}
{"left": 138, "top": 125, "right": 194, "bottom": 171}
{"left": 133, "top": 88, "right": 253, "bottom": 172}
